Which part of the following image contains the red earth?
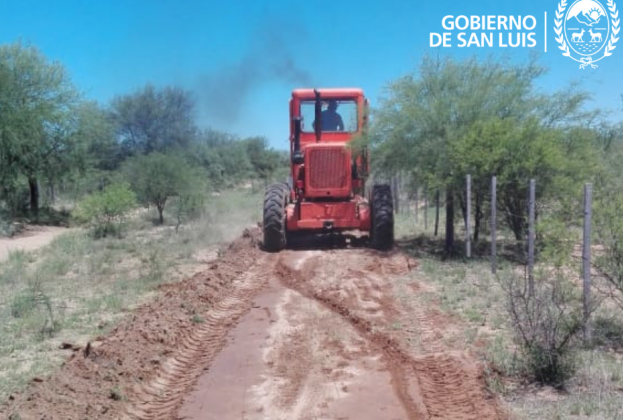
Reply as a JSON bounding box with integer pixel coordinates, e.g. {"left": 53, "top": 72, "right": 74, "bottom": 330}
{"left": 1, "top": 228, "right": 505, "bottom": 420}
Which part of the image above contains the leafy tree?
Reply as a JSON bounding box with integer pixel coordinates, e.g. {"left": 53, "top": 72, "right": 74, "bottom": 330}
{"left": 0, "top": 42, "right": 80, "bottom": 214}
{"left": 75, "top": 101, "right": 120, "bottom": 172}
{"left": 109, "top": 84, "right": 197, "bottom": 156}
{"left": 186, "top": 130, "right": 251, "bottom": 187}
{"left": 369, "top": 55, "right": 597, "bottom": 253}
{"left": 243, "top": 136, "right": 285, "bottom": 184}
{"left": 593, "top": 127, "right": 623, "bottom": 307}
{"left": 448, "top": 117, "right": 598, "bottom": 241}
{"left": 73, "top": 183, "right": 137, "bottom": 237}
{"left": 41, "top": 101, "right": 120, "bottom": 204}
{"left": 370, "top": 56, "right": 544, "bottom": 253}
{"left": 187, "top": 130, "right": 287, "bottom": 188}
{"left": 122, "top": 152, "right": 206, "bottom": 224}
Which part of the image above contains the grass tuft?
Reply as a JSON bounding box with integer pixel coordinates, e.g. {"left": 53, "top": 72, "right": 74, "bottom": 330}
{"left": 0, "top": 188, "right": 262, "bottom": 401}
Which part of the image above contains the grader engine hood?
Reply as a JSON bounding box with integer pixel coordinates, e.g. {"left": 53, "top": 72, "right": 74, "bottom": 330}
{"left": 304, "top": 143, "right": 351, "bottom": 199}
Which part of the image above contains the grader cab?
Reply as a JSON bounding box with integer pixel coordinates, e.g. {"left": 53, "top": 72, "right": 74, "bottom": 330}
{"left": 262, "top": 88, "right": 393, "bottom": 251}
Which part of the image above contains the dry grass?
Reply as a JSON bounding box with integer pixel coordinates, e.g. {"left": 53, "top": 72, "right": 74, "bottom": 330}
{"left": 0, "top": 188, "right": 262, "bottom": 401}
{"left": 394, "top": 204, "right": 623, "bottom": 419}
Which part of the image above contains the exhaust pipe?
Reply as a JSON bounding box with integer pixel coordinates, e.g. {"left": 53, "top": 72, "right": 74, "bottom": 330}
{"left": 292, "top": 117, "right": 303, "bottom": 164}
{"left": 314, "top": 89, "right": 322, "bottom": 143}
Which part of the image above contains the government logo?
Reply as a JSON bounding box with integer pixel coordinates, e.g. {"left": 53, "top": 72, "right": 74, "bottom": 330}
{"left": 555, "top": 0, "right": 619, "bottom": 68}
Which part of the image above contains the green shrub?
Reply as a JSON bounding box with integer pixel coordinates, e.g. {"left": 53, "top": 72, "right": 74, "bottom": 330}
{"left": 10, "top": 293, "right": 36, "bottom": 318}
{"left": 594, "top": 187, "right": 623, "bottom": 308}
{"left": 592, "top": 316, "right": 623, "bottom": 349}
{"left": 73, "top": 183, "right": 137, "bottom": 238}
{"left": 499, "top": 266, "right": 586, "bottom": 388}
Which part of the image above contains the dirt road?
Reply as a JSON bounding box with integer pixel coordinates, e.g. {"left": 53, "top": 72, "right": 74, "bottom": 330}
{"left": 1, "top": 229, "right": 503, "bottom": 420}
{"left": 0, "top": 226, "right": 68, "bottom": 263}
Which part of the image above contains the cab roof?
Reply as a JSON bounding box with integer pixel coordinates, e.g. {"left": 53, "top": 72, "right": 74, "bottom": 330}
{"left": 292, "top": 88, "right": 364, "bottom": 100}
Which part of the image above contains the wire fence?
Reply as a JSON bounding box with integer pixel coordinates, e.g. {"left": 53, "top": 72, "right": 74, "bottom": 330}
{"left": 392, "top": 174, "right": 596, "bottom": 344}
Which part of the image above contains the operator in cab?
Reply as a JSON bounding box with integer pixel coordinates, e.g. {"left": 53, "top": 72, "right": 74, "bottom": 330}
{"left": 320, "top": 100, "right": 344, "bottom": 131}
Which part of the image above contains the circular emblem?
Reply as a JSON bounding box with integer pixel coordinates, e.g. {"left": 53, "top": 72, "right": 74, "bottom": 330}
{"left": 554, "top": 0, "right": 620, "bottom": 68}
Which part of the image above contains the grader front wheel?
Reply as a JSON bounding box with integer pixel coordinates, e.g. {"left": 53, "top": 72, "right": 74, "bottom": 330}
{"left": 262, "top": 184, "right": 289, "bottom": 252}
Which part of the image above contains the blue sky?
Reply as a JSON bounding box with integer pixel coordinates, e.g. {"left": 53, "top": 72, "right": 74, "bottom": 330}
{"left": 1, "top": 0, "right": 621, "bottom": 150}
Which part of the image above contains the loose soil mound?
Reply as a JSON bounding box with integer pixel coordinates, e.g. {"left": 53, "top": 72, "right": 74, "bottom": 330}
{"left": 2, "top": 231, "right": 505, "bottom": 420}
{"left": 1, "top": 228, "right": 264, "bottom": 420}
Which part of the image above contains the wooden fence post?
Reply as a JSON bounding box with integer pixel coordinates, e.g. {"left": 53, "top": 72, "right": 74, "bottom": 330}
{"left": 414, "top": 188, "right": 419, "bottom": 224}
{"left": 434, "top": 190, "right": 440, "bottom": 237}
{"left": 424, "top": 190, "right": 428, "bottom": 231}
{"left": 491, "top": 176, "right": 497, "bottom": 274}
{"left": 583, "top": 183, "right": 592, "bottom": 344}
{"left": 466, "top": 174, "right": 471, "bottom": 258}
{"left": 393, "top": 176, "right": 400, "bottom": 214}
{"left": 528, "top": 179, "right": 536, "bottom": 298}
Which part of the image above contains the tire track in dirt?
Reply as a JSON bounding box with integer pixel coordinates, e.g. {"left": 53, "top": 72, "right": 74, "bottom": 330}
{"left": 247, "top": 284, "right": 380, "bottom": 420}
{"left": 251, "top": 288, "right": 334, "bottom": 420}
{"left": 0, "top": 229, "right": 270, "bottom": 420}
{"left": 412, "top": 352, "right": 492, "bottom": 419}
{"left": 178, "top": 249, "right": 412, "bottom": 420}
{"left": 274, "top": 249, "right": 503, "bottom": 420}
{"left": 401, "top": 282, "right": 451, "bottom": 354}
{"left": 124, "top": 254, "right": 275, "bottom": 420}
{"left": 275, "top": 250, "right": 426, "bottom": 420}
{"left": 3, "top": 232, "right": 502, "bottom": 420}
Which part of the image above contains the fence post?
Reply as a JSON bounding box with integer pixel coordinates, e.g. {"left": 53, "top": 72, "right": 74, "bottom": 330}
{"left": 434, "top": 190, "right": 440, "bottom": 237}
{"left": 414, "top": 188, "right": 419, "bottom": 224}
{"left": 393, "top": 176, "right": 400, "bottom": 214}
{"left": 583, "top": 183, "right": 592, "bottom": 344}
{"left": 466, "top": 174, "right": 472, "bottom": 258}
{"left": 491, "top": 176, "right": 497, "bottom": 274}
{"left": 424, "top": 190, "right": 428, "bottom": 231}
{"left": 528, "top": 179, "right": 536, "bottom": 297}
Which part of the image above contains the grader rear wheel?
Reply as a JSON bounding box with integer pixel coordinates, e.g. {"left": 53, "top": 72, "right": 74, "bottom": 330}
{"left": 370, "top": 184, "right": 394, "bottom": 250}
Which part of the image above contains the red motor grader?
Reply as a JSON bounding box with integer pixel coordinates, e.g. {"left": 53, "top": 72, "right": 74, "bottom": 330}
{"left": 262, "top": 88, "right": 393, "bottom": 251}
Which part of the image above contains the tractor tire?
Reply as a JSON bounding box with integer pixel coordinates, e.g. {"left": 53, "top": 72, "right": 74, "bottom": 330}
{"left": 263, "top": 183, "right": 289, "bottom": 252}
{"left": 371, "top": 184, "right": 394, "bottom": 250}
{"left": 277, "top": 182, "right": 290, "bottom": 196}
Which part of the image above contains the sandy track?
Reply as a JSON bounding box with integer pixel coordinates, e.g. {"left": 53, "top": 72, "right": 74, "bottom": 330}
{"left": 0, "top": 226, "right": 68, "bottom": 262}
{"left": 270, "top": 250, "right": 502, "bottom": 420}
{"left": 1, "top": 230, "right": 504, "bottom": 420}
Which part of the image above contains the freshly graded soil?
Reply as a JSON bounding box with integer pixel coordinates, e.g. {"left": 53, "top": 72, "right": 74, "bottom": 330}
{"left": 2, "top": 229, "right": 504, "bottom": 420}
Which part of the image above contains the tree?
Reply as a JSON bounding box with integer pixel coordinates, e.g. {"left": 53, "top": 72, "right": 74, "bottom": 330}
{"left": 122, "top": 152, "right": 206, "bottom": 224}
{"left": 75, "top": 101, "right": 120, "bottom": 172}
{"left": 41, "top": 101, "right": 120, "bottom": 203}
{"left": 186, "top": 130, "right": 288, "bottom": 188}
{"left": 0, "top": 42, "right": 80, "bottom": 214}
{"left": 593, "top": 126, "right": 623, "bottom": 307}
{"left": 448, "top": 117, "right": 598, "bottom": 241}
{"left": 186, "top": 129, "right": 252, "bottom": 187}
{"left": 109, "top": 84, "right": 197, "bottom": 156}
{"left": 243, "top": 136, "right": 284, "bottom": 184}
{"left": 369, "top": 55, "right": 597, "bottom": 253}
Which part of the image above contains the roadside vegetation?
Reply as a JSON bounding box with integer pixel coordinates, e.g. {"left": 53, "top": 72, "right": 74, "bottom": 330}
{"left": 393, "top": 211, "right": 623, "bottom": 418}
{"left": 0, "top": 41, "right": 287, "bottom": 233}
{"left": 0, "top": 41, "right": 282, "bottom": 401}
{"left": 380, "top": 55, "right": 623, "bottom": 418}
{"left": 0, "top": 188, "right": 263, "bottom": 401}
